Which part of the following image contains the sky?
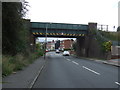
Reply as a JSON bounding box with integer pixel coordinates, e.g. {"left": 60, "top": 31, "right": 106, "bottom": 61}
{"left": 25, "top": 0, "right": 119, "bottom": 42}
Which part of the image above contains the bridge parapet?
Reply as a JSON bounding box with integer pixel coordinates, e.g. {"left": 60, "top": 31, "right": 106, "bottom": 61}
{"left": 31, "top": 22, "right": 88, "bottom": 30}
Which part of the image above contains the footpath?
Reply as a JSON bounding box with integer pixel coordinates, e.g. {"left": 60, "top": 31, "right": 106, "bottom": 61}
{"left": 71, "top": 54, "right": 120, "bottom": 67}
{"left": 102, "top": 59, "right": 120, "bottom": 67}
{"left": 75, "top": 56, "right": 120, "bottom": 67}
{"left": 2, "top": 56, "right": 46, "bottom": 88}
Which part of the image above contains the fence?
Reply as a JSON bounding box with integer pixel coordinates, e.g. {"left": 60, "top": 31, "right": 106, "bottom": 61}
{"left": 97, "top": 24, "right": 108, "bottom": 31}
{"left": 111, "top": 46, "right": 120, "bottom": 59}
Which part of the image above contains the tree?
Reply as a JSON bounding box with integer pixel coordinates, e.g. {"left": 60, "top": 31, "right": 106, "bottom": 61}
{"left": 72, "top": 42, "right": 76, "bottom": 51}
{"left": 2, "top": 2, "right": 29, "bottom": 55}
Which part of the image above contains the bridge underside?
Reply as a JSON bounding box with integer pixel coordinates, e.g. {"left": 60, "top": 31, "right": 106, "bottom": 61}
{"left": 32, "top": 29, "right": 86, "bottom": 38}
{"left": 33, "top": 35, "right": 82, "bottom": 38}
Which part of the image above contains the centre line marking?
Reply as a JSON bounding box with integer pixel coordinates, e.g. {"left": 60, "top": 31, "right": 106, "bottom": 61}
{"left": 82, "top": 66, "right": 100, "bottom": 75}
{"left": 67, "top": 59, "right": 71, "bottom": 61}
{"left": 115, "top": 82, "right": 120, "bottom": 86}
{"left": 72, "top": 61, "right": 79, "bottom": 65}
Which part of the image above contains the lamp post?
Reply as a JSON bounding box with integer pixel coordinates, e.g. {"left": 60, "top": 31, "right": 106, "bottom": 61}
{"left": 44, "top": 22, "right": 52, "bottom": 59}
{"left": 44, "top": 24, "right": 48, "bottom": 59}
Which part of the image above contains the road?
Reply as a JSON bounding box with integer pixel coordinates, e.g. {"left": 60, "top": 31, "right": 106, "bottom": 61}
{"left": 32, "top": 52, "right": 119, "bottom": 88}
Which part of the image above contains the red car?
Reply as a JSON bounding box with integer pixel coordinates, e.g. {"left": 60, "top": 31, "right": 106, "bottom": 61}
{"left": 46, "top": 50, "right": 49, "bottom": 52}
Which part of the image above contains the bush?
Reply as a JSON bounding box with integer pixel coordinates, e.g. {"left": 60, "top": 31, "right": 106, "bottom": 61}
{"left": 13, "top": 54, "right": 27, "bottom": 71}
{"left": 102, "top": 41, "right": 112, "bottom": 52}
{"left": 2, "top": 56, "right": 15, "bottom": 76}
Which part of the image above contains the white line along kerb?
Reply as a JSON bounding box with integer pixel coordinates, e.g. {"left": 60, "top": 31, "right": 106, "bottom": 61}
{"left": 115, "top": 82, "right": 120, "bottom": 86}
{"left": 82, "top": 66, "right": 100, "bottom": 75}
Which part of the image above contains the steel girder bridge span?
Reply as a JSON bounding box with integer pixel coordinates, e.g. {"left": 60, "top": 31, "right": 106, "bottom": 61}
{"left": 31, "top": 22, "right": 88, "bottom": 38}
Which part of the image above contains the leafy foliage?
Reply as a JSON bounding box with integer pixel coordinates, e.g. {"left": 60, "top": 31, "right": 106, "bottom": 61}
{"left": 2, "top": 2, "right": 45, "bottom": 77}
{"left": 35, "top": 43, "right": 44, "bottom": 56}
{"left": 2, "top": 2, "right": 29, "bottom": 55}
{"left": 72, "top": 42, "right": 76, "bottom": 51}
{"left": 2, "top": 53, "right": 42, "bottom": 77}
{"left": 102, "top": 41, "right": 112, "bottom": 52}
{"left": 98, "top": 30, "right": 118, "bottom": 41}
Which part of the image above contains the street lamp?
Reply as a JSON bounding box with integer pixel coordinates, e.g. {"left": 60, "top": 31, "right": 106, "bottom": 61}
{"left": 44, "top": 22, "right": 52, "bottom": 59}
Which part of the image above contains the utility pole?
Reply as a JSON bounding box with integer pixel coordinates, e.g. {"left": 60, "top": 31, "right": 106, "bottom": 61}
{"left": 44, "top": 24, "right": 48, "bottom": 59}
{"left": 44, "top": 23, "right": 52, "bottom": 59}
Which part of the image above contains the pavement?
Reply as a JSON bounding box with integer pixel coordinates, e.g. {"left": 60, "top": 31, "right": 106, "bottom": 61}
{"left": 75, "top": 56, "right": 120, "bottom": 67}
{"left": 2, "top": 56, "right": 46, "bottom": 88}
{"left": 71, "top": 54, "right": 120, "bottom": 67}
{"left": 103, "top": 59, "right": 120, "bottom": 67}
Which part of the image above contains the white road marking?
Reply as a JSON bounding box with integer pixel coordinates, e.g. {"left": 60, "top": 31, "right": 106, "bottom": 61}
{"left": 115, "top": 82, "right": 120, "bottom": 86}
{"left": 72, "top": 61, "right": 79, "bottom": 65}
{"left": 67, "top": 59, "right": 71, "bottom": 61}
{"left": 29, "top": 64, "right": 45, "bottom": 88}
{"left": 82, "top": 66, "right": 100, "bottom": 75}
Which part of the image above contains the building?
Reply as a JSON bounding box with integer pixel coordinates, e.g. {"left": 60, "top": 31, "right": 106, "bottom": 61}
{"left": 59, "top": 40, "right": 64, "bottom": 51}
{"left": 59, "top": 39, "right": 74, "bottom": 50}
{"left": 46, "top": 40, "right": 55, "bottom": 50}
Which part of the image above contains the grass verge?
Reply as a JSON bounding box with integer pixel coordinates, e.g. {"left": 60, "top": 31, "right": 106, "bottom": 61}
{"left": 2, "top": 50, "right": 44, "bottom": 77}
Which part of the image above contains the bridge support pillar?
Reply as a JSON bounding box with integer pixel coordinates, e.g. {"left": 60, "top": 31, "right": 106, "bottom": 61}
{"left": 76, "top": 37, "right": 86, "bottom": 57}
{"left": 76, "top": 22, "right": 105, "bottom": 59}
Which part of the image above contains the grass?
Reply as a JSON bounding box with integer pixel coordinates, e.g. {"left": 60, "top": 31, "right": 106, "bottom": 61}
{"left": 98, "top": 30, "right": 119, "bottom": 41}
{"left": 2, "top": 50, "right": 44, "bottom": 77}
